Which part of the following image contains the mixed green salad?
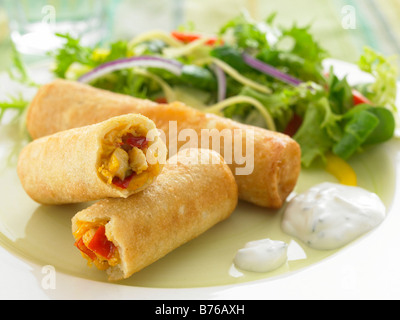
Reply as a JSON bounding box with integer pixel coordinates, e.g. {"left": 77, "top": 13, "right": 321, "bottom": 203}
{"left": 4, "top": 13, "right": 400, "bottom": 168}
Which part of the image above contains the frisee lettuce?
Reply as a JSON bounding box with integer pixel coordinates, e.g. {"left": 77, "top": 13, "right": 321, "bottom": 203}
{"left": 8, "top": 42, "right": 39, "bottom": 88}
{"left": 358, "top": 46, "right": 398, "bottom": 112}
{"left": 0, "top": 94, "right": 29, "bottom": 122}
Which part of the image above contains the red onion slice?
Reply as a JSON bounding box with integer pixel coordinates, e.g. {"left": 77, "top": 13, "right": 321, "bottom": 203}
{"left": 78, "top": 56, "right": 183, "bottom": 84}
{"left": 211, "top": 63, "right": 227, "bottom": 102}
{"left": 242, "top": 53, "right": 302, "bottom": 86}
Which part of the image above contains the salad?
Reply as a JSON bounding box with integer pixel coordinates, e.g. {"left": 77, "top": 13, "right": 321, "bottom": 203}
{"left": 4, "top": 13, "right": 399, "bottom": 169}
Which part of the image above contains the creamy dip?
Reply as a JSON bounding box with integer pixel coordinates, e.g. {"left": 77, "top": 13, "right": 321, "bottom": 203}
{"left": 233, "top": 239, "right": 288, "bottom": 273}
{"left": 281, "top": 182, "right": 386, "bottom": 250}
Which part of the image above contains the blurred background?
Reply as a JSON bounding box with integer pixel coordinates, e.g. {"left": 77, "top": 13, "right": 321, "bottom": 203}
{"left": 0, "top": 0, "right": 399, "bottom": 73}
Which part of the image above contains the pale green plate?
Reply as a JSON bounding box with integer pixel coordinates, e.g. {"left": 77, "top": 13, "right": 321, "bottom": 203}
{"left": 0, "top": 60, "right": 399, "bottom": 299}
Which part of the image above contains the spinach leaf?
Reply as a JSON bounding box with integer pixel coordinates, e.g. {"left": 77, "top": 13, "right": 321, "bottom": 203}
{"left": 364, "top": 107, "right": 396, "bottom": 145}
{"left": 340, "top": 104, "right": 396, "bottom": 146}
{"left": 333, "top": 109, "right": 379, "bottom": 159}
{"left": 210, "top": 46, "right": 254, "bottom": 73}
{"left": 180, "top": 65, "right": 217, "bottom": 90}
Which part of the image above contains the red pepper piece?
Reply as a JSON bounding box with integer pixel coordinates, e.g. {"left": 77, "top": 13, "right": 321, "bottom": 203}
{"left": 87, "top": 225, "right": 116, "bottom": 260}
{"left": 171, "top": 31, "right": 221, "bottom": 46}
{"left": 155, "top": 97, "right": 168, "bottom": 104}
{"left": 74, "top": 238, "right": 97, "bottom": 261}
{"left": 123, "top": 134, "right": 148, "bottom": 149}
{"left": 352, "top": 89, "right": 371, "bottom": 106}
{"left": 112, "top": 172, "right": 135, "bottom": 189}
{"left": 284, "top": 114, "right": 303, "bottom": 137}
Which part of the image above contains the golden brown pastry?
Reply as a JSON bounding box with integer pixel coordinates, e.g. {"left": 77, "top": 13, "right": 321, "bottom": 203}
{"left": 18, "top": 114, "right": 166, "bottom": 205}
{"left": 72, "top": 148, "right": 238, "bottom": 281}
{"left": 26, "top": 79, "right": 301, "bottom": 209}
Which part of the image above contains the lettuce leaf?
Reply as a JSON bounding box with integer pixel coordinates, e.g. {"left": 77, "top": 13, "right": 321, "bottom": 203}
{"left": 219, "top": 13, "right": 328, "bottom": 84}
{"left": 293, "top": 97, "right": 341, "bottom": 166}
{"left": 51, "top": 34, "right": 96, "bottom": 78}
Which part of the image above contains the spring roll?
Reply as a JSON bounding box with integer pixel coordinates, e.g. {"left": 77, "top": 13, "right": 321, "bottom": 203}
{"left": 26, "top": 79, "right": 301, "bottom": 209}
{"left": 72, "top": 148, "right": 238, "bottom": 281}
{"left": 18, "top": 114, "right": 167, "bottom": 205}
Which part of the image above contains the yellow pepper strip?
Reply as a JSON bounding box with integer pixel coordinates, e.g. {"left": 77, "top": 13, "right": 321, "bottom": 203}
{"left": 325, "top": 153, "right": 357, "bottom": 186}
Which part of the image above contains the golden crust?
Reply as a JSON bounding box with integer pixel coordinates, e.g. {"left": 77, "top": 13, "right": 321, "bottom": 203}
{"left": 27, "top": 79, "right": 301, "bottom": 208}
{"left": 72, "top": 148, "right": 238, "bottom": 281}
{"left": 18, "top": 114, "right": 166, "bottom": 205}
{"left": 26, "top": 79, "right": 158, "bottom": 140}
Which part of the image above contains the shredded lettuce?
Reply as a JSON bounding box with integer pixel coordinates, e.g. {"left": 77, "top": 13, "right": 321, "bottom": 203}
{"left": 358, "top": 46, "right": 398, "bottom": 111}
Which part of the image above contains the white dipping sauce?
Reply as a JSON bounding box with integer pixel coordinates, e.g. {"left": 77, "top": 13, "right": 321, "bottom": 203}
{"left": 282, "top": 182, "right": 386, "bottom": 250}
{"left": 233, "top": 239, "right": 288, "bottom": 273}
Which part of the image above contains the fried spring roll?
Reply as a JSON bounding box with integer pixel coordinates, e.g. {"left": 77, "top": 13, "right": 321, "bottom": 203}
{"left": 26, "top": 79, "right": 301, "bottom": 209}
{"left": 72, "top": 148, "right": 238, "bottom": 281}
{"left": 18, "top": 114, "right": 167, "bottom": 205}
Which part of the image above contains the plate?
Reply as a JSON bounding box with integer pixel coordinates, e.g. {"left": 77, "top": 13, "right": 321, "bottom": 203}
{"left": 0, "top": 59, "right": 400, "bottom": 300}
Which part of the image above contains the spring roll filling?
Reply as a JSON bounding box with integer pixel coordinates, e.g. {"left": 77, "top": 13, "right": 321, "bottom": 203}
{"left": 98, "top": 124, "right": 156, "bottom": 190}
{"left": 74, "top": 222, "right": 120, "bottom": 271}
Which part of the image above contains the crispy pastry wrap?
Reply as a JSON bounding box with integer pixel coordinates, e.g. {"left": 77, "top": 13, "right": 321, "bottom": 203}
{"left": 27, "top": 79, "right": 301, "bottom": 209}
{"left": 71, "top": 148, "right": 238, "bottom": 281}
{"left": 18, "top": 114, "right": 166, "bottom": 205}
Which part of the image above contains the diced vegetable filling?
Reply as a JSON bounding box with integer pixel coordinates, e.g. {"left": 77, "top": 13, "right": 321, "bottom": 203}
{"left": 74, "top": 224, "right": 119, "bottom": 271}
{"left": 98, "top": 129, "right": 150, "bottom": 190}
